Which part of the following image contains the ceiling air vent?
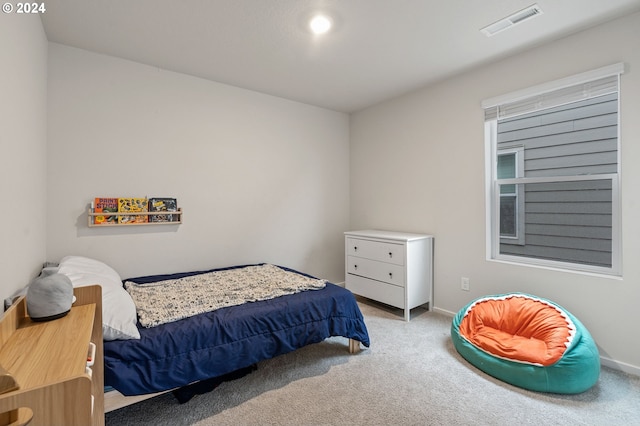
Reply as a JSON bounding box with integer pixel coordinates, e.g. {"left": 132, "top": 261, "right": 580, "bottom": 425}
{"left": 481, "top": 4, "right": 543, "bottom": 37}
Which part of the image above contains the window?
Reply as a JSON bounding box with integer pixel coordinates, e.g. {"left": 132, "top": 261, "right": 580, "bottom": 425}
{"left": 483, "top": 64, "right": 623, "bottom": 275}
{"left": 498, "top": 147, "right": 524, "bottom": 244}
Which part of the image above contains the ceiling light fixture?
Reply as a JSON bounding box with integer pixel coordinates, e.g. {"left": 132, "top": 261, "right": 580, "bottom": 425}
{"left": 481, "top": 4, "right": 543, "bottom": 37}
{"left": 309, "top": 14, "right": 332, "bottom": 35}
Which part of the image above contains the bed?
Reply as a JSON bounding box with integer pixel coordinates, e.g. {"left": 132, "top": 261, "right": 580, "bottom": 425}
{"left": 53, "top": 257, "right": 370, "bottom": 411}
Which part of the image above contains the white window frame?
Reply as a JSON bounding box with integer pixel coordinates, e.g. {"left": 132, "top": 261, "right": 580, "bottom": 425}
{"left": 483, "top": 63, "right": 624, "bottom": 276}
{"left": 497, "top": 146, "right": 525, "bottom": 245}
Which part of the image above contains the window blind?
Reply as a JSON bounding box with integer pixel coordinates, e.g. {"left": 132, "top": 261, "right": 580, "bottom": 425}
{"left": 483, "top": 63, "right": 624, "bottom": 121}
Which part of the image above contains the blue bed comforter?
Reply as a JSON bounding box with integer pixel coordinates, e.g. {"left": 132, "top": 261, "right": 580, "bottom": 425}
{"left": 104, "top": 264, "right": 370, "bottom": 396}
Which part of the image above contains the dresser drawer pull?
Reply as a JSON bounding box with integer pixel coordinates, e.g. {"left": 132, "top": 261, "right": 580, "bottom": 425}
{"left": 354, "top": 264, "right": 358, "bottom": 270}
{"left": 389, "top": 272, "right": 393, "bottom": 279}
{"left": 354, "top": 246, "right": 358, "bottom": 252}
{"left": 388, "top": 252, "right": 393, "bottom": 258}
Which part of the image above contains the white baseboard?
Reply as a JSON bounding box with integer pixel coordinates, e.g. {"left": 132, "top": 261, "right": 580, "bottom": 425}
{"left": 432, "top": 305, "right": 640, "bottom": 377}
{"left": 432, "top": 306, "right": 456, "bottom": 317}
{"left": 600, "top": 356, "right": 640, "bottom": 376}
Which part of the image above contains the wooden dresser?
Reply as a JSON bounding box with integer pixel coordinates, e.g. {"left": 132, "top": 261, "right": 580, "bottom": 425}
{"left": 0, "top": 285, "right": 104, "bottom": 426}
{"left": 345, "top": 230, "right": 433, "bottom": 321}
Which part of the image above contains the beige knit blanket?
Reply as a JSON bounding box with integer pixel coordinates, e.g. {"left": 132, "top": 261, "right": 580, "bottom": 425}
{"left": 125, "top": 264, "right": 326, "bottom": 327}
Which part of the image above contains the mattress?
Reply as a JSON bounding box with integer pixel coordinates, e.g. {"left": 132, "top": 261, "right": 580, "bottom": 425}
{"left": 103, "top": 264, "right": 370, "bottom": 396}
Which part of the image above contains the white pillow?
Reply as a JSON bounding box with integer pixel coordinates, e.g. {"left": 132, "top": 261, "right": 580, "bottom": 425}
{"left": 57, "top": 256, "right": 140, "bottom": 340}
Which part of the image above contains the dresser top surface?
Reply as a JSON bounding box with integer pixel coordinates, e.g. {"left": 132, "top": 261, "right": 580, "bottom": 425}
{"left": 345, "top": 229, "right": 433, "bottom": 242}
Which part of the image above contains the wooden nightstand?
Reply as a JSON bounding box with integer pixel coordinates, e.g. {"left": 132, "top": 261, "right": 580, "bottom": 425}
{"left": 0, "top": 285, "right": 104, "bottom": 426}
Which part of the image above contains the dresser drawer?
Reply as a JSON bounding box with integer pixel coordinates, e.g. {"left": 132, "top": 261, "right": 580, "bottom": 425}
{"left": 346, "top": 238, "right": 404, "bottom": 265}
{"left": 347, "top": 256, "right": 405, "bottom": 287}
{"left": 346, "top": 274, "right": 404, "bottom": 309}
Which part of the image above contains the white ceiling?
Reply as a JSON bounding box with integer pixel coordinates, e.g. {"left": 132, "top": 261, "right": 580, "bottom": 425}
{"left": 40, "top": 0, "right": 640, "bottom": 113}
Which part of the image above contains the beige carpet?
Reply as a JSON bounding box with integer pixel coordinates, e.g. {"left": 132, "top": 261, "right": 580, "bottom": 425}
{"left": 106, "top": 298, "right": 640, "bottom": 425}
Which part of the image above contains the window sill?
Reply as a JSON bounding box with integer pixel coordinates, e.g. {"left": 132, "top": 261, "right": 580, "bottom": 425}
{"left": 486, "top": 257, "right": 622, "bottom": 280}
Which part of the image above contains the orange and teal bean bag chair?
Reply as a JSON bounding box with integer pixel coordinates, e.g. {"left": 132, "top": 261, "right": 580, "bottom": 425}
{"left": 451, "top": 293, "right": 600, "bottom": 394}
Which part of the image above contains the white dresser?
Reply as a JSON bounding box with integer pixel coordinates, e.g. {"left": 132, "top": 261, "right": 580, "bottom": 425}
{"left": 345, "top": 230, "right": 433, "bottom": 321}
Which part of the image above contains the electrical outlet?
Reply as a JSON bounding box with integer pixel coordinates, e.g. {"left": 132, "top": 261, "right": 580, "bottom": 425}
{"left": 461, "top": 277, "right": 470, "bottom": 291}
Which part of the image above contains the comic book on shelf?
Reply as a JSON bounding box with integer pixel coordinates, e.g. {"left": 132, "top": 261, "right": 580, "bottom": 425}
{"left": 148, "top": 197, "right": 178, "bottom": 222}
{"left": 93, "top": 197, "right": 119, "bottom": 225}
{"left": 117, "top": 197, "right": 149, "bottom": 224}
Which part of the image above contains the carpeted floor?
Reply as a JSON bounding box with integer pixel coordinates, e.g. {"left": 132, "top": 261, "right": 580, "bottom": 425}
{"left": 106, "top": 298, "right": 640, "bottom": 425}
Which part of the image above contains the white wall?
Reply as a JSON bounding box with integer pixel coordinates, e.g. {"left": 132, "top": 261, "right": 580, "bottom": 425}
{"left": 46, "top": 43, "right": 350, "bottom": 283}
{"left": 350, "top": 12, "right": 640, "bottom": 373}
{"left": 0, "top": 14, "right": 48, "bottom": 303}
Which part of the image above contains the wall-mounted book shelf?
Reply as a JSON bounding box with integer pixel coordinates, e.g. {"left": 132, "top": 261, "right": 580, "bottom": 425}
{"left": 87, "top": 209, "right": 182, "bottom": 227}
{"left": 88, "top": 197, "right": 181, "bottom": 227}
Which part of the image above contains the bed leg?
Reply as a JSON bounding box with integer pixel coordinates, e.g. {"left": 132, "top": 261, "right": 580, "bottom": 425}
{"left": 349, "top": 339, "right": 361, "bottom": 354}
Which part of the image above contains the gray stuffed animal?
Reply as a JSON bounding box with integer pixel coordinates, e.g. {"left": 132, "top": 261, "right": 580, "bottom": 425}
{"left": 27, "top": 268, "right": 74, "bottom": 321}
